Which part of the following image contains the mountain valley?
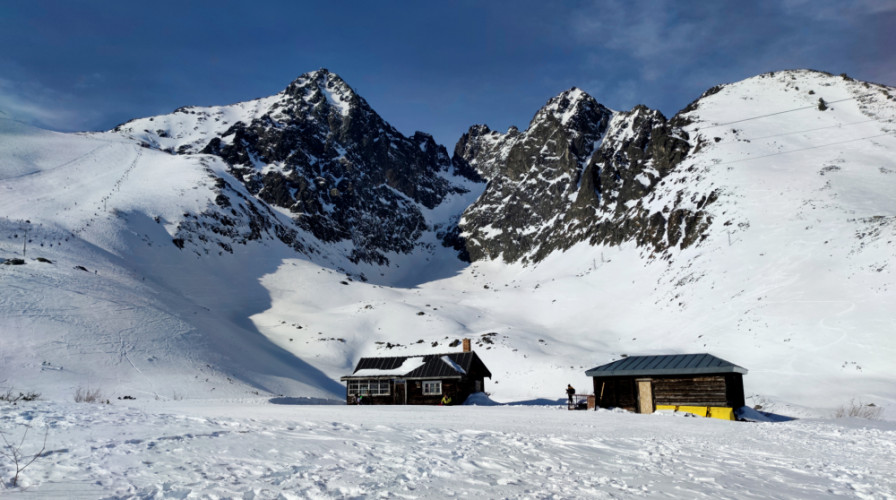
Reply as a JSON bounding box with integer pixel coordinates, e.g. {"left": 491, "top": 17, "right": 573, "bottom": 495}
{"left": 2, "top": 68, "right": 895, "bottom": 413}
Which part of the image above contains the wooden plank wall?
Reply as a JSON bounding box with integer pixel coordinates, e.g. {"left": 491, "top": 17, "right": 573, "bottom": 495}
{"left": 652, "top": 376, "right": 729, "bottom": 407}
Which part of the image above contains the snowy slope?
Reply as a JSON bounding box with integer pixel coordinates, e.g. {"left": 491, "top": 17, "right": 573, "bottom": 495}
{"left": 0, "top": 118, "right": 343, "bottom": 401}
{"left": 1, "top": 70, "right": 895, "bottom": 419}
{"left": 657, "top": 70, "right": 896, "bottom": 407}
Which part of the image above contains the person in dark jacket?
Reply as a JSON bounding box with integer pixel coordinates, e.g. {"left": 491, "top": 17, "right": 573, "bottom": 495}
{"left": 566, "top": 384, "right": 575, "bottom": 405}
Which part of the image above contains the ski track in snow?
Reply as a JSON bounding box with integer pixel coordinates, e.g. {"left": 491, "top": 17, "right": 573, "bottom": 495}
{"left": 2, "top": 401, "right": 895, "bottom": 499}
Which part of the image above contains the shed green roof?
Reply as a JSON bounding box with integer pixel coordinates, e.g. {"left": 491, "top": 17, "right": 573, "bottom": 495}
{"left": 585, "top": 353, "right": 747, "bottom": 378}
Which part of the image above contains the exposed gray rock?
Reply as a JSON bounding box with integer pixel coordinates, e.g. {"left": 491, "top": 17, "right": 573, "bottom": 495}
{"left": 116, "top": 69, "right": 477, "bottom": 265}
{"left": 452, "top": 89, "right": 711, "bottom": 263}
{"left": 115, "top": 71, "right": 725, "bottom": 268}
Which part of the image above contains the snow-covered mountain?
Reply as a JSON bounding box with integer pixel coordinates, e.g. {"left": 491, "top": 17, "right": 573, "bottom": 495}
{"left": 112, "top": 69, "right": 480, "bottom": 269}
{"left": 452, "top": 88, "right": 695, "bottom": 263}
{"left": 1, "top": 69, "right": 895, "bottom": 414}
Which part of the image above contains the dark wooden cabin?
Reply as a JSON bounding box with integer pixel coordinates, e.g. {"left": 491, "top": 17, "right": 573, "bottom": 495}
{"left": 585, "top": 353, "right": 747, "bottom": 419}
{"left": 340, "top": 340, "right": 491, "bottom": 405}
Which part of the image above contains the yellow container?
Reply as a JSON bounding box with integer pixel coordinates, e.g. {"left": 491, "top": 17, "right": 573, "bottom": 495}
{"left": 656, "top": 405, "right": 735, "bottom": 421}
{"left": 708, "top": 406, "right": 735, "bottom": 420}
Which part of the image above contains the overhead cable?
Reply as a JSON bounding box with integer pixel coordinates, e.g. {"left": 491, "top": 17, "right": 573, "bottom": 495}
{"left": 715, "top": 133, "right": 892, "bottom": 166}
{"left": 700, "top": 93, "right": 877, "bottom": 129}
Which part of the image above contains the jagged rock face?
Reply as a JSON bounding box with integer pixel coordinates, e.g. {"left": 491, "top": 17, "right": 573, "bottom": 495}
{"left": 453, "top": 89, "right": 709, "bottom": 263}
{"left": 115, "top": 71, "right": 717, "bottom": 267}
{"left": 170, "top": 163, "right": 308, "bottom": 257}
{"left": 453, "top": 89, "right": 612, "bottom": 262}
{"left": 574, "top": 106, "right": 704, "bottom": 251}
{"left": 115, "top": 70, "right": 476, "bottom": 265}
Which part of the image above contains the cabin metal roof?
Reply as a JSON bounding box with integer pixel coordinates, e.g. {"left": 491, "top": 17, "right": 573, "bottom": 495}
{"left": 341, "top": 351, "right": 491, "bottom": 380}
{"left": 585, "top": 353, "right": 747, "bottom": 378}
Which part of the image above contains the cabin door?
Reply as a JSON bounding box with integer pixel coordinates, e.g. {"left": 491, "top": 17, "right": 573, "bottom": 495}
{"left": 636, "top": 379, "right": 654, "bottom": 414}
{"left": 394, "top": 380, "right": 407, "bottom": 405}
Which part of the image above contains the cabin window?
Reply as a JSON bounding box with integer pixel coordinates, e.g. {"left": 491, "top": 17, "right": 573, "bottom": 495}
{"left": 347, "top": 379, "right": 390, "bottom": 396}
{"left": 422, "top": 380, "right": 442, "bottom": 395}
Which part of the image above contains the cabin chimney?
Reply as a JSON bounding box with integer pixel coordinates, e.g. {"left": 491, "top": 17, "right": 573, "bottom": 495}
{"left": 462, "top": 338, "right": 471, "bottom": 352}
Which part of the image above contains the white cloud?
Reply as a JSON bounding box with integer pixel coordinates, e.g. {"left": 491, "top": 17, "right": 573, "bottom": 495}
{"left": 782, "top": 0, "right": 896, "bottom": 20}
{"left": 570, "top": 0, "right": 718, "bottom": 82}
{"left": 0, "top": 76, "right": 96, "bottom": 131}
{"left": 568, "top": 0, "right": 896, "bottom": 104}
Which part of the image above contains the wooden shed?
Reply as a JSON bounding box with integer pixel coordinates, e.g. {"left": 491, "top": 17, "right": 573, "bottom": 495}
{"left": 585, "top": 353, "right": 747, "bottom": 420}
{"left": 340, "top": 340, "right": 491, "bottom": 405}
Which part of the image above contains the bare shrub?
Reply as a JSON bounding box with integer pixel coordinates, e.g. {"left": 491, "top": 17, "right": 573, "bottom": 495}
{"left": 0, "top": 425, "right": 48, "bottom": 487}
{"left": 0, "top": 389, "right": 40, "bottom": 404}
{"left": 74, "top": 387, "right": 104, "bottom": 404}
{"left": 833, "top": 399, "right": 883, "bottom": 419}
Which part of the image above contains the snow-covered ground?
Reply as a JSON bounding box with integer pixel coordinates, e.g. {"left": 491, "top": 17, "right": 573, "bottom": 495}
{"left": 2, "top": 398, "right": 895, "bottom": 498}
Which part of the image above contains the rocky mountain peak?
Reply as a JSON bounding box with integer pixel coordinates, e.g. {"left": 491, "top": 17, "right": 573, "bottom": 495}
{"left": 451, "top": 86, "right": 699, "bottom": 263}
{"left": 282, "top": 68, "right": 359, "bottom": 118}
{"left": 109, "top": 70, "right": 479, "bottom": 267}
{"left": 448, "top": 88, "right": 614, "bottom": 261}
{"left": 532, "top": 87, "right": 606, "bottom": 128}
{"left": 453, "top": 89, "right": 613, "bottom": 185}
{"left": 286, "top": 68, "right": 346, "bottom": 91}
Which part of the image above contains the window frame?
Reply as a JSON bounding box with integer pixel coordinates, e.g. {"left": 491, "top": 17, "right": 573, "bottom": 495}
{"left": 422, "top": 380, "right": 443, "bottom": 396}
{"left": 347, "top": 379, "right": 391, "bottom": 397}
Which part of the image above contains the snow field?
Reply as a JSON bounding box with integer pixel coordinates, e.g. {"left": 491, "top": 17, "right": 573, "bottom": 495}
{"left": 2, "top": 400, "right": 895, "bottom": 498}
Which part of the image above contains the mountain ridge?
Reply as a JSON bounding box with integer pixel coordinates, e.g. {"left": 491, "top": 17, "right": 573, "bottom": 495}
{"left": 112, "top": 68, "right": 479, "bottom": 269}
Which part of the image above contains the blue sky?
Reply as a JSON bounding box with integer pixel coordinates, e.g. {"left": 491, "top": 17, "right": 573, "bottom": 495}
{"left": 1, "top": 1, "right": 894, "bottom": 148}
